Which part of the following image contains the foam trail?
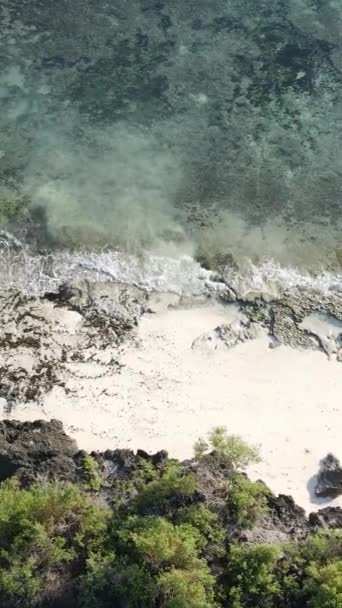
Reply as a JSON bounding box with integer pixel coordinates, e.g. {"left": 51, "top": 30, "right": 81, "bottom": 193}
{"left": 0, "top": 235, "right": 340, "bottom": 298}
{"left": 0, "top": 237, "right": 223, "bottom": 296}
{"left": 224, "top": 261, "right": 342, "bottom": 298}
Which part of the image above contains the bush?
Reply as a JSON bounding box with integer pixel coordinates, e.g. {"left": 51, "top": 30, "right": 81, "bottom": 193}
{"left": 157, "top": 566, "right": 217, "bottom": 608}
{"left": 279, "top": 532, "right": 342, "bottom": 608}
{"left": 80, "top": 554, "right": 157, "bottom": 608}
{"left": 0, "top": 479, "right": 108, "bottom": 606}
{"left": 82, "top": 454, "right": 103, "bottom": 491}
{"left": 81, "top": 514, "right": 217, "bottom": 608}
{"left": 176, "top": 504, "right": 226, "bottom": 554}
{"left": 225, "top": 543, "right": 282, "bottom": 608}
{"left": 194, "top": 428, "right": 260, "bottom": 472}
{"left": 286, "top": 531, "right": 342, "bottom": 565}
{"left": 227, "top": 474, "right": 270, "bottom": 528}
{"left": 306, "top": 561, "right": 342, "bottom": 608}
{"left": 81, "top": 551, "right": 216, "bottom": 608}
{"left": 0, "top": 464, "right": 341, "bottom": 608}
{"left": 133, "top": 463, "right": 197, "bottom": 515}
{"left": 116, "top": 515, "right": 203, "bottom": 570}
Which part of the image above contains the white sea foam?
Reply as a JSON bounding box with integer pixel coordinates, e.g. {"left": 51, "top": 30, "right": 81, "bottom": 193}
{"left": 0, "top": 233, "right": 341, "bottom": 298}
{"left": 224, "top": 260, "right": 342, "bottom": 298}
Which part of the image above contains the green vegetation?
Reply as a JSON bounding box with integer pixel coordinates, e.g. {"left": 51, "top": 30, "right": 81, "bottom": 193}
{"left": 225, "top": 543, "right": 282, "bottom": 608}
{"left": 227, "top": 475, "right": 270, "bottom": 528}
{"left": 133, "top": 462, "right": 197, "bottom": 515}
{"left": 306, "top": 561, "right": 342, "bottom": 608}
{"left": 0, "top": 432, "right": 340, "bottom": 608}
{"left": 195, "top": 428, "right": 268, "bottom": 528}
{"left": 0, "top": 479, "right": 108, "bottom": 606}
{"left": 80, "top": 514, "right": 217, "bottom": 608}
{"left": 194, "top": 427, "right": 261, "bottom": 471}
{"left": 175, "top": 504, "right": 226, "bottom": 555}
{"left": 82, "top": 454, "right": 103, "bottom": 491}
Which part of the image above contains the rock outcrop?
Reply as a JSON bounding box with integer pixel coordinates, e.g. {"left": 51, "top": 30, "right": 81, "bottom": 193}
{"left": 0, "top": 419, "right": 78, "bottom": 483}
{"left": 309, "top": 507, "right": 342, "bottom": 529}
{"left": 315, "top": 453, "right": 342, "bottom": 498}
{"left": 192, "top": 319, "right": 263, "bottom": 351}
{"left": 221, "top": 285, "right": 342, "bottom": 356}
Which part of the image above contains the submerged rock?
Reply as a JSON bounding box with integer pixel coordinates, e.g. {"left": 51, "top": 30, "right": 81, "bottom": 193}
{"left": 195, "top": 250, "right": 238, "bottom": 274}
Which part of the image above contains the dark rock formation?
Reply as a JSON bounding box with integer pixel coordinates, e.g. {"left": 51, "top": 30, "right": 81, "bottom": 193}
{"left": 0, "top": 419, "right": 169, "bottom": 489}
{"left": 0, "top": 419, "right": 78, "bottom": 484}
{"left": 309, "top": 507, "right": 342, "bottom": 529}
{"left": 267, "top": 494, "right": 309, "bottom": 537}
{"left": 315, "top": 453, "right": 342, "bottom": 498}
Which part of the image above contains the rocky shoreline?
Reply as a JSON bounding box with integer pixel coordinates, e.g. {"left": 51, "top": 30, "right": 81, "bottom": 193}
{"left": 0, "top": 418, "right": 341, "bottom": 542}
{"left": 0, "top": 262, "right": 341, "bottom": 412}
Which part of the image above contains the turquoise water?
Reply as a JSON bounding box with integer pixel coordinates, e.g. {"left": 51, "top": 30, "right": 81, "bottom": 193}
{"left": 0, "top": 0, "right": 342, "bottom": 271}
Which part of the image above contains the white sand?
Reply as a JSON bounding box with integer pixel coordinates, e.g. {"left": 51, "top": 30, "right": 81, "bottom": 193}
{"left": 7, "top": 296, "right": 342, "bottom": 513}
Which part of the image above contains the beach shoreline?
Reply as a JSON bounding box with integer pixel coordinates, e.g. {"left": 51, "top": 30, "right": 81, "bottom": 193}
{"left": 1, "top": 290, "right": 341, "bottom": 514}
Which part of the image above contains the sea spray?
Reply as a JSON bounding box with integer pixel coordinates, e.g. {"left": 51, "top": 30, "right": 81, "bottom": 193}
{"left": 0, "top": 233, "right": 341, "bottom": 299}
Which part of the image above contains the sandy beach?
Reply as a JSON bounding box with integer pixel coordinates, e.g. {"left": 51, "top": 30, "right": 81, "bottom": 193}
{"left": 3, "top": 293, "right": 341, "bottom": 514}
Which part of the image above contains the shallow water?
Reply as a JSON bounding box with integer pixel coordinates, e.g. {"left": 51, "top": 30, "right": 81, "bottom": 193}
{"left": 0, "top": 0, "right": 342, "bottom": 277}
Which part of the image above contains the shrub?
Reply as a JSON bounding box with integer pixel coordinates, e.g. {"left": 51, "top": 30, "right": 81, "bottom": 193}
{"left": 306, "top": 560, "right": 342, "bottom": 608}
{"left": 176, "top": 504, "right": 226, "bottom": 553}
{"left": 81, "top": 543, "right": 217, "bottom": 608}
{"left": 157, "top": 566, "right": 217, "bottom": 608}
{"left": 0, "top": 460, "right": 341, "bottom": 608}
{"left": 225, "top": 544, "right": 282, "bottom": 608}
{"left": 82, "top": 454, "right": 103, "bottom": 491}
{"left": 116, "top": 515, "right": 203, "bottom": 570}
{"left": 286, "top": 531, "right": 342, "bottom": 565}
{"left": 279, "top": 532, "right": 342, "bottom": 608}
{"left": 133, "top": 463, "right": 197, "bottom": 515}
{"left": 81, "top": 514, "right": 217, "bottom": 608}
{"left": 135, "top": 458, "right": 159, "bottom": 483}
{"left": 194, "top": 437, "right": 209, "bottom": 461}
{"left": 0, "top": 479, "right": 108, "bottom": 606}
{"left": 227, "top": 474, "right": 270, "bottom": 528}
{"left": 80, "top": 553, "right": 157, "bottom": 608}
{"left": 194, "top": 428, "right": 260, "bottom": 472}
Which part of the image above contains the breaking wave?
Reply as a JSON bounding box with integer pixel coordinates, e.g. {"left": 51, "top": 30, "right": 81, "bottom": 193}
{"left": 0, "top": 232, "right": 340, "bottom": 299}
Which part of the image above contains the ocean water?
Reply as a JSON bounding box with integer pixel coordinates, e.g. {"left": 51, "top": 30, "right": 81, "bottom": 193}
{"left": 1, "top": 0, "right": 342, "bottom": 291}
